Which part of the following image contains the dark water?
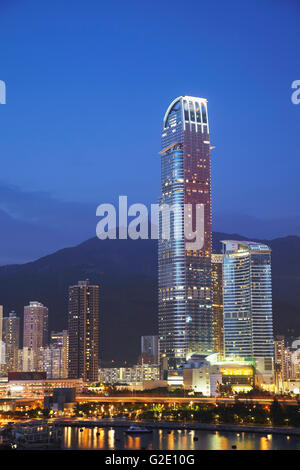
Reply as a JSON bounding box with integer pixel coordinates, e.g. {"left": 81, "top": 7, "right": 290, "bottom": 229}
{"left": 61, "top": 427, "right": 300, "bottom": 450}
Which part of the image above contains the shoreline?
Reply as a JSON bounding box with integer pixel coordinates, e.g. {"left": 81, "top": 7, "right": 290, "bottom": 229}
{"left": 52, "top": 418, "right": 300, "bottom": 436}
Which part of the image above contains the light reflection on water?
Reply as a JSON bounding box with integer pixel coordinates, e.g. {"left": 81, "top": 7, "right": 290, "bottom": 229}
{"left": 62, "top": 427, "right": 300, "bottom": 450}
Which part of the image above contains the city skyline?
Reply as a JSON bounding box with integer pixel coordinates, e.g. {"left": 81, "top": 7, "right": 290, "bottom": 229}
{"left": 0, "top": 0, "right": 299, "bottom": 453}
{"left": 0, "top": 88, "right": 295, "bottom": 371}
{"left": 0, "top": 86, "right": 298, "bottom": 449}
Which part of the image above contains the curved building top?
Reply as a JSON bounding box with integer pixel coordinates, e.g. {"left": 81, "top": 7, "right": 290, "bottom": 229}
{"left": 163, "top": 95, "right": 209, "bottom": 134}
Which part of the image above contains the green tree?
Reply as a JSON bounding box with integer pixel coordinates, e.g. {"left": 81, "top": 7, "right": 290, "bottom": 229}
{"left": 270, "top": 399, "right": 284, "bottom": 426}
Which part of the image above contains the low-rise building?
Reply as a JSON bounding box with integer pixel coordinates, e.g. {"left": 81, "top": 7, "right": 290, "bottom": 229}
{"left": 44, "top": 387, "right": 76, "bottom": 411}
{"left": 167, "top": 371, "right": 183, "bottom": 389}
{"left": 183, "top": 355, "right": 222, "bottom": 396}
{"left": 99, "top": 364, "right": 160, "bottom": 385}
{"left": 254, "top": 357, "right": 275, "bottom": 392}
{"left": 0, "top": 373, "right": 83, "bottom": 398}
{"left": 183, "top": 354, "right": 254, "bottom": 395}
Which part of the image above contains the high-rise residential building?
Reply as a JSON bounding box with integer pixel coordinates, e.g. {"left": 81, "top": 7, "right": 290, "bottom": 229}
{"left": 38, "top": 345, "right": 66, "bottom": 379}
{"left": 211, "top": 254, "right": 224, "bottom": 360}
{"left": 274, "top": 335, "right": 286, "bottom": 375}
{"left": 0, "top": 306, "right": 4, "bottom": 366}
{"left": 289, "top": 338, "right": 300, "bottom": 380}
{"left": 140, "top": 335, "right": 159, "bottom": 364}
{"left": 3, "top": 311, "right": 20, "bottom": 372}
{"left": 51, "top": 330, "right": 68, "bottom": 348}
{"left": 274, "top": 335, "right": 285, "bottom": 392}
{"left": 68, "top": 280, "right": 99, "bottom": 382}
{"left": 42, "top": 306, "right": 49, "bottom": 347}
{"left": 158, "top": 96, "right": 213, "bottom": 370}
{"left": 23, "top": 301, "right": 49, "bottom": 369}
{"left": 99, "top": 364, "right": 160, "bottom": 385}
{"left": 51, "top": 330, "right": 69, "bottom": 378}
{"left": 222, "top": 241, "right": 274, "bottom": 369}
{"left": 0, "top": 306, "right": 3, "bottom": 343}
{"left": 18, "top": 347, "right": 35, "bottom": 372}
{"left": 0, "top": 305, "right": 5, "bottom": 374}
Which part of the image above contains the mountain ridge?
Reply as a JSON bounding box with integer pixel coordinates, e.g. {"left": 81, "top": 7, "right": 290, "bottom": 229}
{"left": 0, "top": 232, "right": 299, "bottom": 363}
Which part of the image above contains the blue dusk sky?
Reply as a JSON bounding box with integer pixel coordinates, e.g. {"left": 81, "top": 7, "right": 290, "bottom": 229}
{"left": 0, "top": 0, "right": 299, "bottom": 263}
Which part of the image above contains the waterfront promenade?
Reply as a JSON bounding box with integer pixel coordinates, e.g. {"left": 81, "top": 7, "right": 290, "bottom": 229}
{"left": 50, "top": 418, "right": 300, "bottom": 437}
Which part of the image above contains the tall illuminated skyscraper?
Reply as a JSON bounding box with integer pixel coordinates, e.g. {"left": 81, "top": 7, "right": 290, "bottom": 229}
{"left": 222, "top": 241, "right": 274, "bottom": 366}
{"left": 158, "top": 96, "right": 213, "bottom": 370}
{"left": 0, "top": 306, "right": 4, "bottom": 366}
{"left": 68, "top": 280, "right": 99, "bottom": 382}
{"left": 3, "top": 311, "right": 20, "bottom": 372}
{"left": 23, "top": 301, "right": 48, "bottom": 369}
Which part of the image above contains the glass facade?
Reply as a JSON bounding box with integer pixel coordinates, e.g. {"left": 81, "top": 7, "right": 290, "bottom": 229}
{"left": 222, "top": 241, "right": 274, "bottom": 362}
{"left": 158, "top": 96, "right": 213, "bottom": 370}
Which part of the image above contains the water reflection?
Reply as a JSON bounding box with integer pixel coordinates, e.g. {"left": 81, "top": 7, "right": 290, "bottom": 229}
{"left": 61, "top": 427, "right": 300, "bottom": 450}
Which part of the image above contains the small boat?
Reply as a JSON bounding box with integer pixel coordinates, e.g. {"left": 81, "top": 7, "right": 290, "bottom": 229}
{"left": 125, "top": 425, "right": 152, "bottom": 434}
